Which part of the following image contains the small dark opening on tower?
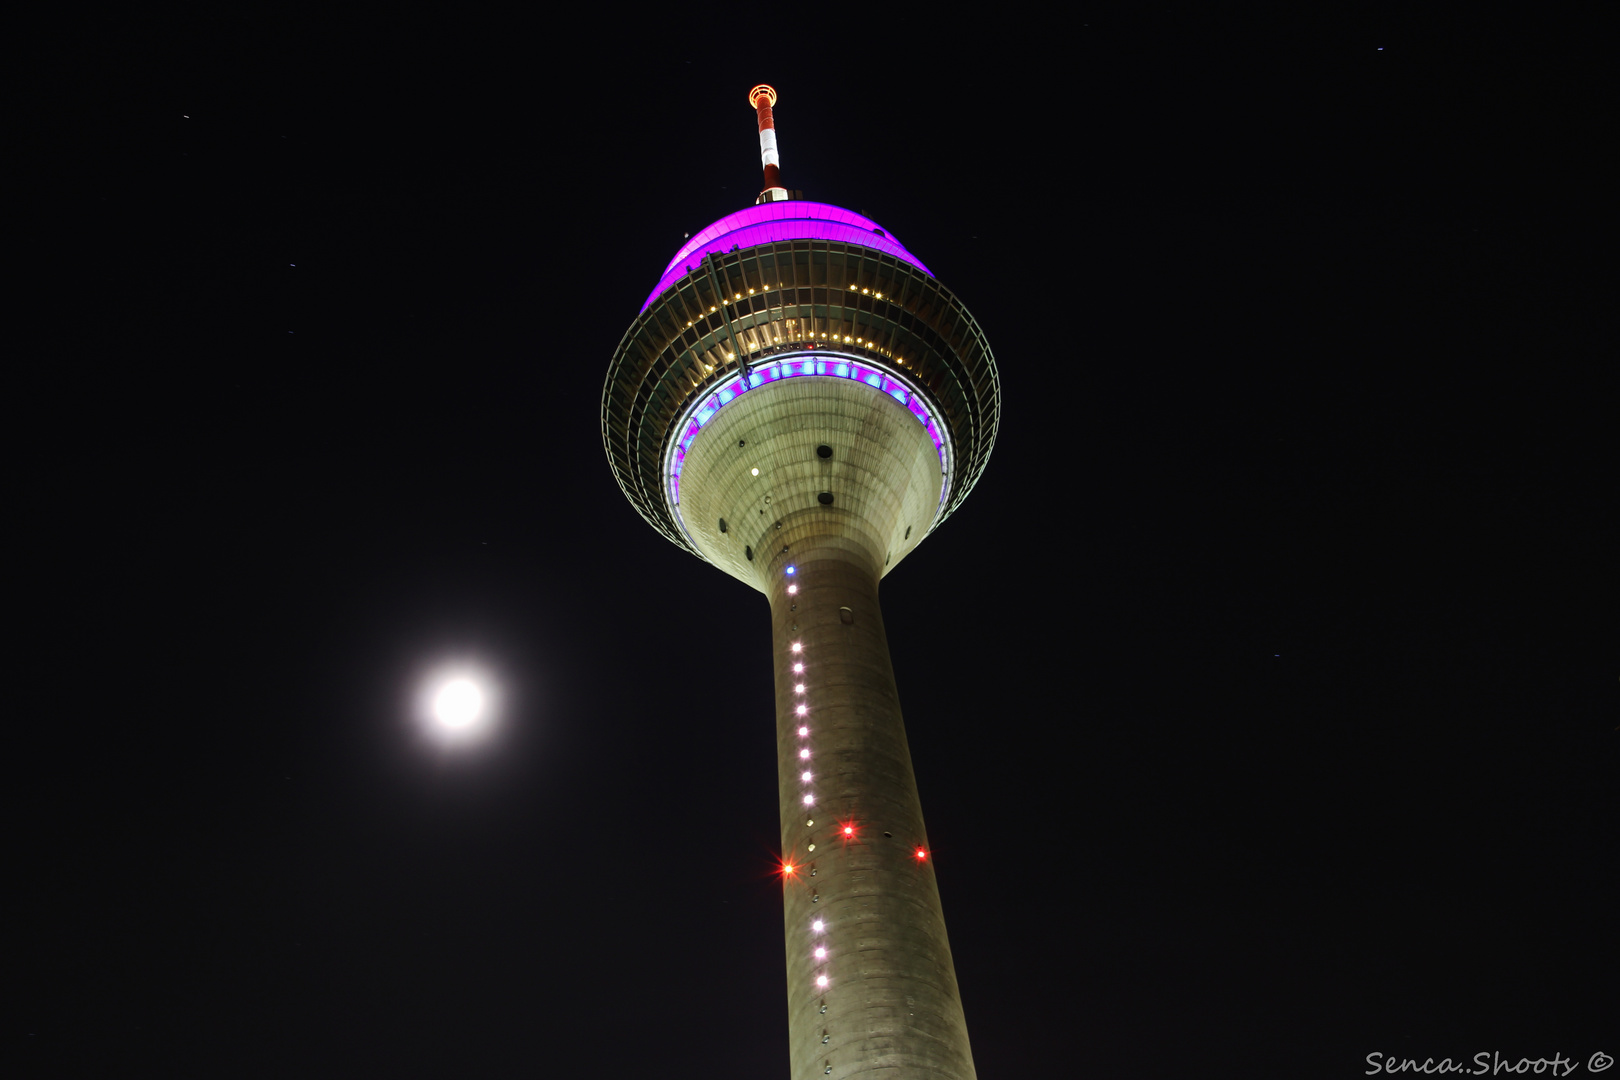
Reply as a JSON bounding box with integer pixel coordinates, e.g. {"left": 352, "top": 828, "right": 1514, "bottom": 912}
{"left": 719, "top": 518, "right": 728, "bottom": 533}
{"left": 745, "top": 545, "right": 754, "bottom": 561}
{"left": 816, "top": 445, "right": 833, "bottom": 459}
{"left": 839, "top": 607, "right": 853, "bottom": 625}
{"left": 738, "top": 438, "right": 746, "bottom": 448}
{"left": 818, "top": 492, "right": 834, "bottom": 506}
{"left": 904, "top": 525, "right": 912, "bottom": 540}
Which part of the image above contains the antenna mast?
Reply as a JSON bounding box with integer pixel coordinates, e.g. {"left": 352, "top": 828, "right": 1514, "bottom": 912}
{"left": 749, "top": 84, "right": 792, "bottom": 204}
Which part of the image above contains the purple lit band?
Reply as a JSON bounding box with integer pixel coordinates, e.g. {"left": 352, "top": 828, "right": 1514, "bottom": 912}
{"left": 665, "top": 352, "right": 952, "bottom": 552}
{"left": 641, "top": 202, "right": 933, "bottom": 313}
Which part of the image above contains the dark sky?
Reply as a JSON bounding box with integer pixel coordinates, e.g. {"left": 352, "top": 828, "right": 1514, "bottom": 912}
{"left": 21, "top": 13, "right": 1613, "bottom": 1078}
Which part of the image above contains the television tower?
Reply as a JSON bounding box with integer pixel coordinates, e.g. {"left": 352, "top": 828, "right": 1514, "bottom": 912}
{"left": 602, "top": 85, "right": 1000, "bottom": 1080}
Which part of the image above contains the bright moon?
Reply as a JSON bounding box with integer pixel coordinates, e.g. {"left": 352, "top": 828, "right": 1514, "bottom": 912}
{"left": 433, "top": 678, "right": 484, "bottom": 729}
{"left": 416, "top": 665, "right": 499, "bottom": 747}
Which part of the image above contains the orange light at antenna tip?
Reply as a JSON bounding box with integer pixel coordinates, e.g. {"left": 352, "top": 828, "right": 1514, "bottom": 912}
{"left": 749, "top": 84, "right": 778, "bottom": 108}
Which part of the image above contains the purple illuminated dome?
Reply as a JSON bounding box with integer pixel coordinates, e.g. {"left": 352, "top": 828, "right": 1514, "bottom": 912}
{"left": 602, "top": 198, "right": 999, "bottom": 560}
{"left": 643, "top": 202, "right": 932, "bottom": 313}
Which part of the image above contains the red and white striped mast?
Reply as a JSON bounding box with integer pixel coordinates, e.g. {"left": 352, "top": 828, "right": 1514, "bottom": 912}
{"left": 750, "top": 84, "right": 791, "bottom": 204}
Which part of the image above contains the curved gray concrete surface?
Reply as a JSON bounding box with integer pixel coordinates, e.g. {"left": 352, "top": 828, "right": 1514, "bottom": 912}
{"left": 677, "top": 377, "right": 976, "bottom": 1079}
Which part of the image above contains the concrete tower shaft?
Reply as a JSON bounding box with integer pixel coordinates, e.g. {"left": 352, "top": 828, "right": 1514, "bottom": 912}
{"left": 673, "top": 380, "right": 974, "bottom": 1076}
{"left": 769, "top": 553, "right": 974, "bottom": 1080}
{"left": 666, "top": 359, "right": 976, "bottom": 1078}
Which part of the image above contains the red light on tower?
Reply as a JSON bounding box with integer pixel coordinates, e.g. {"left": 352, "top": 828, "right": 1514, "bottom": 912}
{"left": 780, "top": 861, "right": 798, "bottom": 878}
{"left": 915, "top": 848, "right": 928, "bottom": 861}
{"left": 837, "top": 820, "right": 858, "bottom": 841}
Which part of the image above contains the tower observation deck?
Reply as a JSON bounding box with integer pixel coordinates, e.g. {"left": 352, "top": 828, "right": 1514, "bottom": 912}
{"left": 601, "top": 86, "right": 999, "bottom": 1080}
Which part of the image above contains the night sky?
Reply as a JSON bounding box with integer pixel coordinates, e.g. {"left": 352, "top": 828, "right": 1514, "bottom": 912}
{"left": 22, "top": 14, "right": 1614, "bottom": 1078}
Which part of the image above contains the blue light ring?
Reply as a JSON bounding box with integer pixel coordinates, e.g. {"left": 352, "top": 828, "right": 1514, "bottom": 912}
{"left": 661, "top": 350, "right": 955, "bottom": 564}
